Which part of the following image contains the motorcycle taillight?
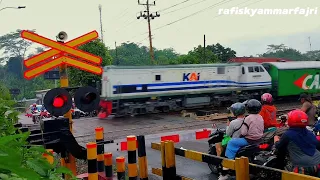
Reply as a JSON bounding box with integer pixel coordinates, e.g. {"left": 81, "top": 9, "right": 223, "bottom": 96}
{"left": 259, "top": 144, "right": 269, "bottom": 150}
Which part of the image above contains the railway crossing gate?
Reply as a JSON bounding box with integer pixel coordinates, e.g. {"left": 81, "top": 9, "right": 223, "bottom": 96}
{"left": 21, "top": 30, "right": 103, "bottom": 178}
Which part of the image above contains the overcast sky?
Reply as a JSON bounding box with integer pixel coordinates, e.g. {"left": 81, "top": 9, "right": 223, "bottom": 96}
{"left": 0, "top": 0, "right": 319, "bottom": 57}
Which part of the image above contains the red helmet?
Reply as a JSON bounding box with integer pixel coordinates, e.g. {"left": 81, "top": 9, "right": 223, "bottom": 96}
{"left": 261, "top": 93, "right": 273, "bottom": 104}
{"left": 287, "top": 109, "right": 308, "bottom": 128}
{"left": 32, "top": 103, "right": 37, "bottom": 107}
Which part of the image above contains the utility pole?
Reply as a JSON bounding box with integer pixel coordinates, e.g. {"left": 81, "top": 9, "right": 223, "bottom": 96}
{"left": 98, "top": 4, "right": 104, "bottom": 43}
{"left": 115, "top": 41, "right": 119, "bottom": 65}
{"left": 203, "top": 34, "right": 206, "bottom": 64}
{"left": 308, "top": 36, "right": 312, "bottom": 51}
{"left": 137, "top": 0, "right": 160, "bottom": 64}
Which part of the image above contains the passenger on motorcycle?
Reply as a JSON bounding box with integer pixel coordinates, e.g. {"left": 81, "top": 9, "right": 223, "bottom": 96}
{"left": 299, "top": 93, "right": 317, "bottom": 126}
{"left": 226, "top": 102, "right": 246, "bottom": 138}
{"left": 274, "top": 109, "right": 320, "bottom": 177}
{"left": 260, "top": 93, "right": 278, "bottom": 129}
{"left": 219, "top": 99, "right": 264, "bottom": 180}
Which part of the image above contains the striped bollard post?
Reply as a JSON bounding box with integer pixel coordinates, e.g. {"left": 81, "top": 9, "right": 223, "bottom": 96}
{"left": 87, "top": 142, "right": 98, "bottom": 180}
{"left": 116, "top": 157, "right": 126, "bottom": 180}
{"left": 165, "top": 140, "right": 176, "bottom": 180}
{"left": 95, "top": 127, "right": 105, "bottom": 174}
{"left": 127, "top": 135, "right": 138, "bottom": 180}
{"left": 160, "top": 141, "right": 169, "bottom": 179}
{"left": 104, "top": 153, "right": 113, "bottom": 180}
{"left": 137, "top": 135, "right": 148, "bottom": 180}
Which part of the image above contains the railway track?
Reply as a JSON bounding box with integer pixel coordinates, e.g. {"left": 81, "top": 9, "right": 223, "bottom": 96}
{"left": 74, "top": 108, "right": 296, "bottom": 143}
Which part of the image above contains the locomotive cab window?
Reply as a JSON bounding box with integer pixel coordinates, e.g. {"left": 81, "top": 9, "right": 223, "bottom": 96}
{"left": 259, "top": 66, "right": 265, "bottom": 72}
{"left": 155, "top": 75, "right": 161, "bottom": 81}
{"left": 248, "top": 67, "right": 254, "bottom": 72}
{"left": 217, "top": 67, "right": 225, "bottom": 74}
{"left": 242, "top": 67, "right": 245, "bottom": 74}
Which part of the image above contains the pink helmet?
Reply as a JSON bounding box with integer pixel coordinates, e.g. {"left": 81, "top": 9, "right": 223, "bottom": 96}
{"left": 261, "top": 93, "right": 273, "bottom": 104}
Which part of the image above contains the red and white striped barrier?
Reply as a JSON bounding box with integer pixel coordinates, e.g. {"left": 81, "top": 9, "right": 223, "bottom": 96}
{"left": 103, "top": 128, "right": 213, "bottom": 152}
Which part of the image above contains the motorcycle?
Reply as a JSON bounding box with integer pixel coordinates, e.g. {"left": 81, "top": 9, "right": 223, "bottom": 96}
{"left": 207, "top": 122, "right": 275, "bottom": 174}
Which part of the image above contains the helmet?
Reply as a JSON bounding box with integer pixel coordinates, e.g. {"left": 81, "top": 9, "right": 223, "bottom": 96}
{"left": 32, "top": 103, "right": 37, "bottom": 107}
{"left": 261, "top": 93, "right": 273, "bottom": 104}
{"left": 246, "top": 99, "right": 262, "bottom": 114}
{"left": 230, "top": 102, "right": 246, "bottom": 116}
{"left": 229, "top": 102, "right": 246, "bottom": 117}
{"left": 287, "top": 109, "right": 308, "bottom": 128}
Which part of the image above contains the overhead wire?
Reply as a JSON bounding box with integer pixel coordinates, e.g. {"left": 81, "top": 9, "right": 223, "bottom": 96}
{"left": 163, "top": 0, "right": 211, "bottom": 15}
{"left": 158, "top": 0, "right": 193, "bottom": 12}
{"left": 152, "top": 0, "right": 266, "bottom": 32}
{"left": 126, "top": 0, "right": 266, "bottom": 45}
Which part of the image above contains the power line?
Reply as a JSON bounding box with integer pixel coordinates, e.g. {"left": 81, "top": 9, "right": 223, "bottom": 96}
{"left": 153, "top": 0, "right": 265, "bottom": 32}
{"left": 125, "top": 0, "right": 264, "bottom": 45}
{"left": 158, "top": 0, "right": 193, "bottom": 12}
{"left": 163, "top": 0, "right": 211, "bottom": 15}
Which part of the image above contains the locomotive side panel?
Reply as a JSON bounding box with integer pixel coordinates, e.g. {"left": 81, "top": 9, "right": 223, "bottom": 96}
{"left": 103, "top": 65, "right": 243, "bottom": 100}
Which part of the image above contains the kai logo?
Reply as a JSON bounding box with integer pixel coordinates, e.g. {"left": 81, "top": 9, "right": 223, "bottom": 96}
{"left": 183, "top": 72, "right": 200, "bottom": 81}
{"left": 294, "top": 74, "right": 320, "bottom": 90}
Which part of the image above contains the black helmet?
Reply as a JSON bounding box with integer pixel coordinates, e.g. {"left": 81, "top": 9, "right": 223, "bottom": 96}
{"left": 230, "top": 102, "right": 246, "bottom": 117}
{"left": 246, "top": 99, "right": 262, "bottom": 114}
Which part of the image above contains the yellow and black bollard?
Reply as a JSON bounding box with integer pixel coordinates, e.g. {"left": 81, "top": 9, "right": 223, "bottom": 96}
{"left": 87, "top": 142, "right": 98, "bottom": 180}
{"left": 160, "top": 141, "right": 168, "bottom": 179}
{"left": 127, "top": 135, "right": 138, "bottom": 180}
{"left": 95, "top": 127, "right": 105, "bottom": 173}
{"left": 137, "top": 135, "right": 148, "bottom": 180}
{"left": 116, "top": 157, "right": 126, "bottom": 180}
{"left": 165, "top": 140, "right": 176, "bottom": 180}
{"left": 104, "top": 153, "right": 113, "bottom": 180}
{"left": 43, "top": 149, "right": 54, "bottom": 165}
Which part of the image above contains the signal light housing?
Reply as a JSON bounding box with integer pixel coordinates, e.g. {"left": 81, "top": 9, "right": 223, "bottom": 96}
{"left": 74, "top": 86, "right": 100, "bottom": 113}
{"left": 43, "top": 88, "right": 72, "bottom": 117}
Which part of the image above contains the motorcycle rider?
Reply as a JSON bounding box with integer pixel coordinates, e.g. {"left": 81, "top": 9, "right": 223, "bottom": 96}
{"left": 299, "top": 93, "right": 317, "bottom": 126}
{"left": 31, "top": 103, "right": 37, "bottom": 113}
{"left": 219, "top": 99, "right": 264, "bottom": 180}
{"left": 260, "top": 93, "right": 278, "bottom": 130}
{"left": 274, "top": 109, "right": 320, "bottom": 177}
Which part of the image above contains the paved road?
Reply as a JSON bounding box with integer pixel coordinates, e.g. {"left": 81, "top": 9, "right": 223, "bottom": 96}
{"left": 108, "top": 139, "right": 217, "bottom": 180}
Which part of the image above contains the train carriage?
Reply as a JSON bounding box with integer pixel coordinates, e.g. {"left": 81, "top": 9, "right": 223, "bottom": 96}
{"left": 99, "top": 63, "right": 271, "bottom": 118}
{"left": 262, "top": 61, "right": 320, "bottom": 98}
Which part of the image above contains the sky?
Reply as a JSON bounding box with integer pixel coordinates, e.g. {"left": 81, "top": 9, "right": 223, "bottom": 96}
{"left": 0, "top": 0, "right": 319, "bottom": 57}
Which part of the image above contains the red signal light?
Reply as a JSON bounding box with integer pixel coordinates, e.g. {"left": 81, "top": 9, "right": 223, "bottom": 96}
{"left": 53, "top": 96, "right": 64, "bottom": 108}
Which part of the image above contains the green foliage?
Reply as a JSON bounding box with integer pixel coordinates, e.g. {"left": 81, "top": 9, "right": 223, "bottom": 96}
{"left": 68, "top": 39, "right": 112, "bottom": 87}
{"left": 304, "top": 50, "right": 320, "bottom": 61}
{"left": 259, "top": 47, "right": 306, "bottom": 61}
{"left": 258, "top": 44, "right": 320, "bottom": 61}
{"left": 0, "top": 84, "right": 75, "bottom": 180}
{"left": 206, "top": 43, "right": 237, "bottom": 63}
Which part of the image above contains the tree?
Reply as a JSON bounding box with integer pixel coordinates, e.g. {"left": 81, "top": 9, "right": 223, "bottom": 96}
{"left": 188, "top": 45, "right": 219, "bottom": 63}
{"left": 206, "top": 43, "right": 237, "bottom": 63}
{"left": 266, "top": 44, "right": 287, "bottom": 53}
{"left": 0, "top": 29, "right": 36, "bottom": 64}
{"left": 304, "top": 50, "right": 320, "bottom": 61}
{"left": 68, "top": 39, "right": 112, "bottom": 87}
{"left": 5, "top": 56, "right": 23, "bottom": 78}
{"left": 258, "top": 47, "right": 306, "bottom": 61}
